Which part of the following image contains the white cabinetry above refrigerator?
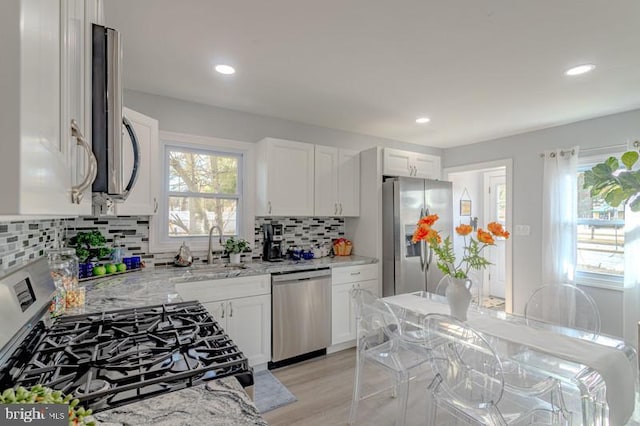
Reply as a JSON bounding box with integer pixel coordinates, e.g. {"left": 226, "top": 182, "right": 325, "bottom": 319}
{"left": 383, "top": 148, "right": 441, "bottom": 179}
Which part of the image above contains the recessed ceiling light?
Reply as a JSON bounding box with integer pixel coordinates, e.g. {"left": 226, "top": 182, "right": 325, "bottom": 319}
{"left": 415, "top": 117, "right": 431, "bottom": 124}
{"left": 565, "top": 64, "right": 596, "bottom": 76}
{"left": 214, "top": 64, "right": 236, "bottom": 75}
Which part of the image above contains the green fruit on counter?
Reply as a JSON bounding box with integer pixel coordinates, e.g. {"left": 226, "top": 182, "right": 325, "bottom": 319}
{"left": 116, "top": 263, "right": 127, "bottom": 272}
{"left": 92, "top": 265, "right": 106, "bottom": 276}
{"left": 105, "top": 264, "right": 117, "bottom": 274}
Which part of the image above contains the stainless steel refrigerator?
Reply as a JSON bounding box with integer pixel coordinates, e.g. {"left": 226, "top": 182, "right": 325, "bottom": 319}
{"left": 382, "top": 177, "right": 453, "bottom": 296}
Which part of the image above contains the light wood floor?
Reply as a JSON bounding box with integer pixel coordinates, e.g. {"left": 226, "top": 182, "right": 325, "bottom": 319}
{"left": 263, "top": 348, "right": 433, "bottom": 426}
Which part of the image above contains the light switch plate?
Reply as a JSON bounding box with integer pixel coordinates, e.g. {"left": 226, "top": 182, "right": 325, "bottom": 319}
{"left": 515, "top": 225, "right": 530, "bottom": 236}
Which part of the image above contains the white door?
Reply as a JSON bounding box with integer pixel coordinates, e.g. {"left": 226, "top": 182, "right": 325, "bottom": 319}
{"left": 314, "top": 145, "right": 339, "bottom": 216}
{"left": 225, "top": 295, "right": 271, "bottom": 366}
{"left": 485, "top": 171, "right": 507, "bottom": 299}
{"left": 266, "top": 139, "right": 315, "bottom": 216}
{"left": 116, "top": 108, "right": 159, "bottom": 215}
{"left": 338, "top": 149, "right": 360, "bottom": 216}
{"left": 331, "top": 283, "right": 356, "bottom": 345}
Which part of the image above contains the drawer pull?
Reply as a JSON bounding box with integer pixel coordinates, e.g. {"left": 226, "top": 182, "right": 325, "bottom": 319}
{"left": 350, "top": 272, "right": 361, "bottom": 276}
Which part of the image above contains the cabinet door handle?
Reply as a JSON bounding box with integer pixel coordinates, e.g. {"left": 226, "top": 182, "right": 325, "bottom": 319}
{"left": 229, "top": 301, "right": 233, "bottom": 317}
{"left": 339, "top": 203, "right": 343, "bottom": 215}
{"left": 334, "top": 203, "right": 338, "bottom": 215}
{"left": 153, "top": 198, "right": 158, "bottom": 213}
{"left": 268, "top": 201, "right": 272, "bottom": 214}
{"left": 221, "top": 302, "right": 225, "bottom": 318}
{"left": 70, "top": 119, "right": 98, "bottom": 204}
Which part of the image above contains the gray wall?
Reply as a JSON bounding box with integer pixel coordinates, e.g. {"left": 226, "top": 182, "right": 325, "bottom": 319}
{"left": 124, "top": 89, "right": 442, "bottom": 155}
{"left": 443, "top": 108, "right": 640, "bottom": 317}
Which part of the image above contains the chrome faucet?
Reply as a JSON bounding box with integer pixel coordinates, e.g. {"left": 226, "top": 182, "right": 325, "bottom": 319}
{"left": 207, "top": 225, "right": 224, "bottom": 264}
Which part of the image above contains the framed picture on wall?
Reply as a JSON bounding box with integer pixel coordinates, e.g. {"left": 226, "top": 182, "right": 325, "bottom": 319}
{"left": 460, "top": 199, "right": 472, "bottom": 216}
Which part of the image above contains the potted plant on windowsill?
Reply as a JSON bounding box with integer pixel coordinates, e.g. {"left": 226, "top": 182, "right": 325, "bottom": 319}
{"left": 224, "top": 237, "right": 250, "bottom": 264}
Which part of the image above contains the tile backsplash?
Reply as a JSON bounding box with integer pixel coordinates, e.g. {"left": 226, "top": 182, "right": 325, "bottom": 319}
{"left": 253, "top": 217, "right": 345, "bottom": 254}
{"left": 0, "top": 218, "right": 63, "bottom": 278}
{"left": 0, "top": 215, "right": 347, "bottom": 276}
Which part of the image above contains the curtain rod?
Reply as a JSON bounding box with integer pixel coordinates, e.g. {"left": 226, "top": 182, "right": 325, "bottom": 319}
{"left": 539, "top": 149, "right": 576, "bottom": 158}
{"left": 539, "top": 141, "right": 639, "bottom": 158}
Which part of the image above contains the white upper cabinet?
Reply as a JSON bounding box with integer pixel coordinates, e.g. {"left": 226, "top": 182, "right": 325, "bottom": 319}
{"left": 115, "top": 108, "right": 160, "bottom": 215}
{"left": 383, "top": 148, "right": 441, "bottom": 179}
{"left": 338, "top": 149, "right": 360, "bottom": 216}
{"left": 314, "top": 146, "right": 339, "bottom": 216}
{"left": 256, "top": 138, "right": 315, "bottom": 216}
{"left": 0, "top": 0, "right": 100, "bottom": 215}
{"left": 314, "top": 146, "right": 360, "bottom": 217}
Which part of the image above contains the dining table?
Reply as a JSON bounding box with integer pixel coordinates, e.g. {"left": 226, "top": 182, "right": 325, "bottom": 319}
{"left": 383, "top": 291, "right": 638, "bottom": 426}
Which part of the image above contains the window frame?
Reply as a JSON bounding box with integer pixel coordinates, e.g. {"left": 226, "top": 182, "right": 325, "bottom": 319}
{"left": 575, "top": 152, "right": 625, "bottom": 289}
{"left": 150, "top": 132, "right": 255, "bottom": 254}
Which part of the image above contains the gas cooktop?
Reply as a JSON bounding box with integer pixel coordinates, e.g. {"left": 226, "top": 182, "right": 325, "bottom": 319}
{"left": 0, "top": 301, "right": 252, "bottom": 412}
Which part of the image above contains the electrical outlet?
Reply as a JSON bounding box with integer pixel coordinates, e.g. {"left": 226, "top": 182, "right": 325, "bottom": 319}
{"left": 515, "top": 225, "right": 530, "bottom": 236}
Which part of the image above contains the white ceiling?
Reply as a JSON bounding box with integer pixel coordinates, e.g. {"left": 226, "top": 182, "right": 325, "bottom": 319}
{"left": 105, "top": 0, "right": 640, "bottom": 148}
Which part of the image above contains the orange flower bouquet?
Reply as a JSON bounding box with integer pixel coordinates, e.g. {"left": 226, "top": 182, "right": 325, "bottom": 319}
{"left": 412, "top": 214, "right": 509, "bottom": 279}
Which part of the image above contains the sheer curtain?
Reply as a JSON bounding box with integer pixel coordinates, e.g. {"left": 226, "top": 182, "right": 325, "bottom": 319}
{"left": 623, "top": 209, "right": 640, "bottom": 347}
{"left": 541, "top": 147, "right": 579, "bottom": 285}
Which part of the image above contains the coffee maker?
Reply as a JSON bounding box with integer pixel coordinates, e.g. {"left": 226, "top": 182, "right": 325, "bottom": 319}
{"left": 262, "top": 223, "right": 284, "bottom": 262}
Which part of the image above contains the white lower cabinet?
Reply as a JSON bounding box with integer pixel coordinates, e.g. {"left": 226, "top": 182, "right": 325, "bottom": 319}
{"left": 174, "top": 275, "right": 271, "bottom": 366}
{"left": 203, "top": 295, "right": 271, "bottom": 366}
{"left": 331, "top": 264, "right": 379, "bottom": 346}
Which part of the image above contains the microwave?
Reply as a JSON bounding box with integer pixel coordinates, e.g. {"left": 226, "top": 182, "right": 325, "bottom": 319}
{"left": 91, "top": 24, "right": 139, "bottom": 201}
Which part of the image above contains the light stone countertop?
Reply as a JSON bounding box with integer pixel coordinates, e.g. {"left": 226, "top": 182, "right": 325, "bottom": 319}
{"left": 75, "top": 255, "right": 377, "bottom": 425}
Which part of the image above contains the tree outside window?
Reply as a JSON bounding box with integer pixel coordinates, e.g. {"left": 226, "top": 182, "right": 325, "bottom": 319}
{"left": 576, "top": 171, "right": 624, "bottom": 276}
{"left": 167, "top": 147, "right": 241, "bottom": 237}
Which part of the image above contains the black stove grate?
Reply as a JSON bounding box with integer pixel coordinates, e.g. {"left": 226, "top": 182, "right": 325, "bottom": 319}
{"left": 0, "top": 301, "right": 252, "bottom": 412}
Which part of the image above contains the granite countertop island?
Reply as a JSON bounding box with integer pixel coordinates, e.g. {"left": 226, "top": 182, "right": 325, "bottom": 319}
{"left": 75, "top": 255, "right": 377, "bottom": 425}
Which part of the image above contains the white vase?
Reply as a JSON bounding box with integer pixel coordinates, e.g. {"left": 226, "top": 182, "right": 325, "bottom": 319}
{"left": 444, "top": 276, "right": 473, "bottom": 321}
{"left": 230, "top": 253, "right": 242, "bottom": 264}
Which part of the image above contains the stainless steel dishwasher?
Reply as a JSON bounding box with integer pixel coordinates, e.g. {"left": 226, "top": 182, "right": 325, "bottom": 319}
{"left": 271, "top": 268, "right": 332, "bottom": 363}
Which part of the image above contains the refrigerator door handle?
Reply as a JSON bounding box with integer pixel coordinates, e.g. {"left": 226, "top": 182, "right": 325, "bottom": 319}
{"left": 423, "top": 206, "right": 432, "bottom": 271}
{"left": 419, "top": 207, "right": 426, "bottom": 272}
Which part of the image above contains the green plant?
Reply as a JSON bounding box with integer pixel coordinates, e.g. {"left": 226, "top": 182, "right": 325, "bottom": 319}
{"left": 224, "top": 237, "right": 250, "bottom": 254}
{"left": 583, "top": 150, "right": 640, "bottom": 212}
{"left": 68, "top": 230, "right": 113, "bottom": 263}
{"left": 411, "top": 215, "right": 510, "bottom": 279}
{"left": 0, "top": 385, "right": 95, "bottom": 426}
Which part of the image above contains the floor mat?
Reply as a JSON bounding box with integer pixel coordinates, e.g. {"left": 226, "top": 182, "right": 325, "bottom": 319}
{"left": 254, "top": 370, "right": 297, "bottom": 413}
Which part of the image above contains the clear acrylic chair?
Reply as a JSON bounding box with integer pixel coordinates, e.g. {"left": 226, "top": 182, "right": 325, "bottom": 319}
{"left": 522, "top": 283, "right": 601, "bottom": 423}
{"left": 424, "top": 314, "right": 571, "bottom": 425}
{"left": 524, "top": 283, "right": 601, "bottom": 340}
{"left": 349, "top": 288, "right": 432, "bottom": 425}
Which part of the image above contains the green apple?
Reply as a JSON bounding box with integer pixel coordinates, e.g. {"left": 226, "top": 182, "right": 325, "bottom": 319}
{"left": 92, "top": 265, "right": 106, "bottom": 276}
{"left": 105, "top": 264, "right": 117, "bottom": 274}
{"left": 116, "top": 263, "right": 127, "bottom": 272}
